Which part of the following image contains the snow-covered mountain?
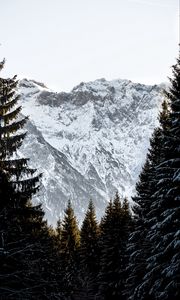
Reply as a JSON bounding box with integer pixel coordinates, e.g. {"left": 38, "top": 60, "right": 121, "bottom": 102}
{"left": 17, "top": 78, "right": 164, "bottom": 225}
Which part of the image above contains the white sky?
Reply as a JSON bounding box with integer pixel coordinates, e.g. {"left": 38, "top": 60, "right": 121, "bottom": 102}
{"left": 0, "top": 0, "right": 179, "bottom": 92}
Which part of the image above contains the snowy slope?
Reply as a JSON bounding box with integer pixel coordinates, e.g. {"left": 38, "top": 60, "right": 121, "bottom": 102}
{"left": 17, "top": 78, "right": 164, "bottom": 224}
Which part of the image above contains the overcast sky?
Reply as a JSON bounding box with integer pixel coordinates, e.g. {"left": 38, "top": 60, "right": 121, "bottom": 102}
{"left": 0, "top": 0, "right": 179, "bottom": 91}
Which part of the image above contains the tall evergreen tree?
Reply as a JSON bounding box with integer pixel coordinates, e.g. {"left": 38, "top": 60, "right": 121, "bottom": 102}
{"left": 124, "top": 97, "right": 171, "bottom": 300}
{"left": 0, "top": 66, "right": 40, "bottom": 201}
{"left": 125, "top": 126, "right": 165, "bottom": 300}
{"left": 0, "top": 62, "right": 62, "bottom": 299}
{"left": 140, "top": 55, "right": 180, "bottom": 300}
{"left": 79, "top": 199, "right": 100, "bottom": 299}
{"left": 60, "top": 200, "right": 80, "bottom": 299}
{"left": 126, "top": 55, "right": 180, "bottom": 300}
{"left": 98, "top": 193, "right": 132, "bottom": 300}
{"left": 0, "top": 62, "right": 40, "bottom": 298}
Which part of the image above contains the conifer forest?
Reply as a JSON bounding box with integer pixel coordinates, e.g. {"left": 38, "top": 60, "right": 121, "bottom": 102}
{"left": 0, "top": 53, "right": 179, "bottom": 300}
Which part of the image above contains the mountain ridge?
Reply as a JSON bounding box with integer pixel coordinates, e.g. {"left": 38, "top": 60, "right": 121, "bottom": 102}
{"left": 17, "top": 78, "right": 164, "bottom": 224}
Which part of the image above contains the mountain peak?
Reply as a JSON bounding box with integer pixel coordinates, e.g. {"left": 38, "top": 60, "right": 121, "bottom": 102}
{"left": 18, "top": 78, "right": 164, "bottom": 224}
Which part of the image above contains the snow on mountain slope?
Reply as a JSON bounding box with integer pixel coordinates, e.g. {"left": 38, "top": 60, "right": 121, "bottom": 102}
{"left": 17, "top": 78, "right": 164, "bottom": 224}
{"left": 17, "top": 119, "right": 106, "bottom": 225}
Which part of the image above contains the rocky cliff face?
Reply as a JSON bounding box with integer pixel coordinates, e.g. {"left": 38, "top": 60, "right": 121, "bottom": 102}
{"left": 17, "top": 78, "right": 164, "bottom": 225}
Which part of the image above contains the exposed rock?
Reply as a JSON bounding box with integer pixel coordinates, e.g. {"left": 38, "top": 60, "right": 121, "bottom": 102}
{"left": 17, "top": 78, "right": 165, "bottom": 225}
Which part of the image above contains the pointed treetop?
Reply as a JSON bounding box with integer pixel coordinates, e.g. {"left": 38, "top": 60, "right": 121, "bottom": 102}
{"left": 81, "top": 199, "right": 99, "bottom": 241}
{"left": 84, "top": 199, "right": 97, "bottom": 221}
{"left": 88, "top": 199, "right": 95, "bottom": 211}
{"left": 159, "top": 99, "right": 170, "bottom": 129}
{"left": 0, "top": 58, "right": 5, "bottom": 71}
{"left": 105, "top": 199, "right": 113, "bottom": 215}
{"left": 122, "top": 197, "right": 129, "bottom": 212}
{"left": 81, "top": 199, "right": 98, "bottom": 228}
{"left": 56, "top": 217, "right": 62, "bottom": 234}
{"left": 113, "top": 191, "right": 122, "bottom": 212}
{"left": 100, "top": 199, "right": 113, "bottom": 230}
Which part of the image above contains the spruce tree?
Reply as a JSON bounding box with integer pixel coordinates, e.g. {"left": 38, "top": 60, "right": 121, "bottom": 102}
{"left": 124, "top": 160, "right": 151, "bottom": 300}
{"left": 60, "top": 200, "right": 80, "bottom": 299}
{"left": 98, "top": 192, "right": 132, "bottom": 300}
{"left": 0, "top": 62, "right": 40, "bottom": 298}
{"left": 127, "top": 55, "right": 180, "bottom": 300}
{"left": 140, "top": 55, "right": 180, "bottom": 300}
{"left": 124, "top": 98, "right": 171, "bottom": 300}
{"left": 0, "top": 66, "right": 40, "bottom": 200}
{"left": 53, "top": 217, "right": 65, "bottom": 298}
{"left": 79, "top": 199, "right": 100, "bottom": 299}
{"left": 0, "top": 61, "right": 61, "bottom": 299}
